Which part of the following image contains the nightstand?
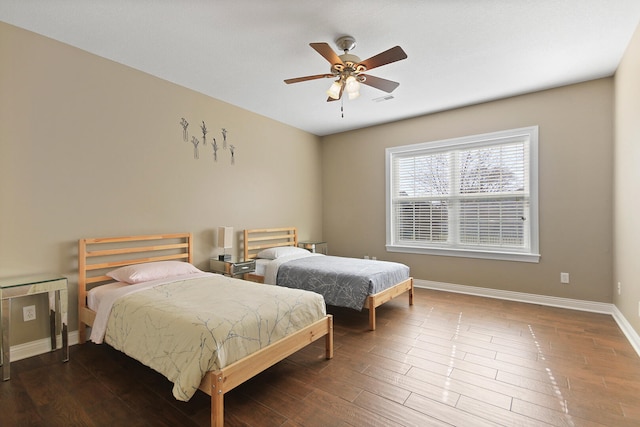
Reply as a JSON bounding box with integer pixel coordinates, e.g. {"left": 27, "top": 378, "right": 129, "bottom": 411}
{"left": 0, "top": 274, "right": 69, "bottom": 381}
{"left": 298, "top": 241, "right": 328, "bottom": 254}
{"left": 209, "top": 259, "right": 256, "bottom": 278}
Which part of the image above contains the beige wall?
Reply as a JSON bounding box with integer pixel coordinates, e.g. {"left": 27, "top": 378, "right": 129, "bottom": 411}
{"left": 322, "top": 79, "right": 614, "bottom": 303}
{"left": 0, "top": 23, "right": 323, "bottom": 344}
{"left": 614, "top": 23, "right": 640, "bottom": 332}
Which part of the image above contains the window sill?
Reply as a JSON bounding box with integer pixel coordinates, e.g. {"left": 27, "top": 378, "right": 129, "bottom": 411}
{"left": 386, "top": 244, "right": 540, "bottom": 263}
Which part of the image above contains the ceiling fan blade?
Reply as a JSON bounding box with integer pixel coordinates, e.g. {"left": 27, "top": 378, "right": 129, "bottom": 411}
{"left": 359, "top": 46, "right": 407, "bottom": 71}
{"left": 284, "top": 74, "right": 334, "bottom": 84}
{"left": 310, "top": 42, "right": 343, "bottom": 65}
{"left": 360, "top": 74, "right": 400, "bottom": 93}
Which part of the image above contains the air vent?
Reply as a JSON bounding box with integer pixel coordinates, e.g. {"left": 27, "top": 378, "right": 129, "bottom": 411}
{"left": 373, "top": 95, "right": 394, "bottom": 103}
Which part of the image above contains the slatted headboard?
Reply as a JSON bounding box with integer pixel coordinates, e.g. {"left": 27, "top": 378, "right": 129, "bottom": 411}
{"left": 243, "top": 227, "right": 298, "bottom": 260}
{"left": 77, "top": 232, "right": 193, "bottom": 343}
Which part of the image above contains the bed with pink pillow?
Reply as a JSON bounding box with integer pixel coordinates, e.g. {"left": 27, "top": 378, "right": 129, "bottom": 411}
{"left": 78, "top": 233, "right": 333, "bottom": 427}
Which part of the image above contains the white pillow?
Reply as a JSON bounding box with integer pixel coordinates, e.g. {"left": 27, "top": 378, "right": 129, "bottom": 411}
{"left": 107, "top": 261, "right": 202, "bottom": 284}
{"left": 257, "top": 246, "right": 309, "bottom": 260}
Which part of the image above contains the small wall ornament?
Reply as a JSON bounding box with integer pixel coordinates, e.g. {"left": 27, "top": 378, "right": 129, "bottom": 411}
{"left": 212, "top": 137, "right": 219, "bottom": 161}
{"left": 200, "top": 121, "right": 208, "bottom": 146}
{"left": 180, "top": 118, "right": 189, "bottom": 141}
{"left": 222, "top": 128, "right": 228, "bottom": 149}
{"left": 190, "top": 136, "right": 200, "bottom": 159}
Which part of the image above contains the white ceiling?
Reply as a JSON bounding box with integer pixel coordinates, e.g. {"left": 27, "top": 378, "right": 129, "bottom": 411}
{"left": 2, "top": 1, "right": 640, "bottom": 136}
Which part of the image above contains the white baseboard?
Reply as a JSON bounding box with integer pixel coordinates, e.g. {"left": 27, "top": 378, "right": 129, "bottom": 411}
{"left": 611, "top": 305, "right": 640, "bottom": 357}
{"left": 9, "top": 330, "right": 80, "bottom": 362}
{"left": 8, "top": 284, "right": 640, "bottom": 361}
{"left": 415, "top": 279, "right": 640, "bottom": 357}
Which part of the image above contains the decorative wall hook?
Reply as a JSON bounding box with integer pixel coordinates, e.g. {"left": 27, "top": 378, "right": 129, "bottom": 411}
{"left": 191, "top": 136, "right": 200, "bottom": 159}
{"left": 201, "top": 121, "right": 208, "bottom": 146}
{"left": 180, "top": 118, "right": 189, "bottom": 141}
{"left": 212, "top": 137, "right": 218, "bottom": 161}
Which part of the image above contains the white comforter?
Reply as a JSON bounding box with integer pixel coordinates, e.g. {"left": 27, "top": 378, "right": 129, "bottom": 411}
{"left": 89, "top": 272, "right": 214, "bottom": 343}
{"left": 89, "top": 273, "right": 326, "bottom": 401}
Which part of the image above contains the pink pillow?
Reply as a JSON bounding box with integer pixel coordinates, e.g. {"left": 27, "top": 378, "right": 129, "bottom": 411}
{"left": 107, "top": 261, "right": 202, "bottom": 284}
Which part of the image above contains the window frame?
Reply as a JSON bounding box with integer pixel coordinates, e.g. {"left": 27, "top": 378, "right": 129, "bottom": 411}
{"left": 385, "top": 126, "right": 540, "bottom": 263}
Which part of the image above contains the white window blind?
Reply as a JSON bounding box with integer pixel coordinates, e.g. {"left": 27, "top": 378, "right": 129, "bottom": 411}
{"left": 386, "top": 126, "right": 539, "bottom": 262}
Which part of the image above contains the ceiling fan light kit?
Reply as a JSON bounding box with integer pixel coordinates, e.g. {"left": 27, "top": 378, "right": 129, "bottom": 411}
{"left": 345, "top": 76, "right": 360, "bottom": 100}
{"left": 285, "top": 35, "right": 407, "bottom": 103}
{"left": 327, "top": 80, "right": 342, "bottom": 99}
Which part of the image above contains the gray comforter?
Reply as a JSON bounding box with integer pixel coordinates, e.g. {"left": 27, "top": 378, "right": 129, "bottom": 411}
{"left": 276, "top": 255, "right": 410, "bottom": 310}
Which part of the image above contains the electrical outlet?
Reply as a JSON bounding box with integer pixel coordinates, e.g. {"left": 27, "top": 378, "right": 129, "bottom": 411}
{"left": 364, "top": 255, "right": 369, "bottom": 260}
{"left": 618, "top": 282, "right": 621, "bottom": 295}
{"left": 372, "top": 256, "right": 377, "bottom": 260}
{"left": 560, "top": 272, "right": 569, "bottom": 284}
{"left": 23, "top": 305, "right": 36, "bottom": 321}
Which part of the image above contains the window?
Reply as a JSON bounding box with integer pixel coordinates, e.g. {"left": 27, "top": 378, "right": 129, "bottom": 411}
{"left": 386, "top": 126, "right": 539, "bottom": 262}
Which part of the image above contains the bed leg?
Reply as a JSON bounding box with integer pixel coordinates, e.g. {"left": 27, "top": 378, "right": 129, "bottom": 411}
{"left": 409, "top": 278, "right": 414, "bottom": 306}
{"left": 369, "top": 302, "right": 376, "bottom": 331}
{"left": 326, "top": 315, "right": 334, "bottom": 359}
{"left": 211, "top": 373, "right": 224, "bottom": 427}
{"left": 78, "top": 323, "right": 86, "bottom": 344}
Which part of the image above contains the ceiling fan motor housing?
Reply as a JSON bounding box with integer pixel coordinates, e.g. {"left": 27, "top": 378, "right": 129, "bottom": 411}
{"left": 332, "top": 53, "right": 366, "bottom": 75}
{"left": 335, "top": 35, "right": 357, "bottom": 53}
{"left": 333, "top": 36, "right": 365, "bottom": 74}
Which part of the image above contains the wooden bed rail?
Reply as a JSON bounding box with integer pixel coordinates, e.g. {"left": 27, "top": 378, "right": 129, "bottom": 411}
{"left": 205, "top": 314, "right": 333, "bottom": 427}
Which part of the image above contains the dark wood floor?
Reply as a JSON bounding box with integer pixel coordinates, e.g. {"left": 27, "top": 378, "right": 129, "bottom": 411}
{"left": 2, "top": 288, "right": 640, "bottom": 426}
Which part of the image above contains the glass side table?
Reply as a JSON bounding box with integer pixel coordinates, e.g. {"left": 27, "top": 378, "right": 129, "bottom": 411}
{"left": 0, "top": 274, "right": 69, "bottom": 380}
{"left": 209, "top": 258, "right": 256, "bottom": 278}
{"left": 298, "top": 241, "right": 328, "bottom": 255}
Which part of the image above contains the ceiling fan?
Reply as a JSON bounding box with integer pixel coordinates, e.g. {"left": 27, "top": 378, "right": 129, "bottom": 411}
{"left": 284, "top": 36, "right": 407, "bottom": 102}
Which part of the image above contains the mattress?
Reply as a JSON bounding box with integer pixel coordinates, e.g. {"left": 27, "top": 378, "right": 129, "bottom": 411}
{"left": 254, "top": 258, "right": 270, "bottom": 276}
{"left": 87, "top": 281, "right": 127, "bottom": 311}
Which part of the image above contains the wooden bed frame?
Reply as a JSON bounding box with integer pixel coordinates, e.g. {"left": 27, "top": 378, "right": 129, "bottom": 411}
{"left": 243, "top": 227, "right": 414, "bottom": 331}
{"left": 78, "top": 232, "right": 333, "bottom": 427}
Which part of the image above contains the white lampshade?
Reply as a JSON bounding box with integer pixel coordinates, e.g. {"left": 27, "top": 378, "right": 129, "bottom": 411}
{"left": 345, "top": 76, "right": 360, "bottom": 100}
{"left": 217, "top": 226, "right": 234, "bottom": 249}
{"left": 326, "top": 80, "right": 342, "bottom": 99}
